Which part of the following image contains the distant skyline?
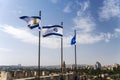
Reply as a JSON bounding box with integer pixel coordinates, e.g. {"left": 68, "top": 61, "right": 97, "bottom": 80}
{"left": 0, "top": 0, "right": 120, "bottom": 66}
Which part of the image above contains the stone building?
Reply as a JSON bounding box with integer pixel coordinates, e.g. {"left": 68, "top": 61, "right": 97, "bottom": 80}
{"left": 0, "top": 71, "right": 13, "bottom": 80}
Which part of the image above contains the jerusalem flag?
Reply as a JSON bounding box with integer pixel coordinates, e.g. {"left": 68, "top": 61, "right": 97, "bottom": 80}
{"left": 20, "top": 16, "right": 41, "bottom": 29}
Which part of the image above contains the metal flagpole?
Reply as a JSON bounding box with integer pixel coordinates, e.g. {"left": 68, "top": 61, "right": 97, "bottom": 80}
{"left": 61, "top": 37, "right": 63, "bottom": 73}
{"left": 60, "top": 22, "right": 64, "bottom": 80}
{"left": 74, "top": 30, "right": 77, "bottom": 72}
{"left": 38, "top": 11, "right": 41, "bottom": 80}
{"left": 61, "top": 22, "right": 63, "bottom": 73}
{"left": 74, "top": 30, "right": 78, "bottom": 80}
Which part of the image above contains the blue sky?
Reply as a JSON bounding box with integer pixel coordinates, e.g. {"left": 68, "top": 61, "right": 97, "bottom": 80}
{"left": 0, "top": 0, "right": 120, "bottom": 66}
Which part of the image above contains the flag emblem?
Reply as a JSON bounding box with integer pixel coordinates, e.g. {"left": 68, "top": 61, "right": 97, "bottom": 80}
{"left": 33, "top": 19, "right": 38, "bottom": 25}
{"left": 53, "top": 28, "right": 58, "bottom": 32}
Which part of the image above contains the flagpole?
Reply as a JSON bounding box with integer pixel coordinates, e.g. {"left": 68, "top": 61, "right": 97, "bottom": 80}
{"left": 60, "top": 22, "right": 63, "bottom": 80}
{"left": 38, "top": 11, "right": 41, "bottom": 80}
{"left": 61, "top": 36, "right": 63, "bottom": 72}
{"left": 74, "top": 30, "right": 77, "bottom": 71}
{"left": 74, "top": 30, "right": 77, "bottom": 80}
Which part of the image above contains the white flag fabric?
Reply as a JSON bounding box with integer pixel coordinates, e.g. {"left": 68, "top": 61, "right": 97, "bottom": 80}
{"left": 20, "top": 16, "right": 41, "bottom": 29}
{"left": 42, "top": 25, "right": 63, "bottom": 37}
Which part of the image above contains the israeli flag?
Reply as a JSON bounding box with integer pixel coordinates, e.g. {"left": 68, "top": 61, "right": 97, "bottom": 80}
{"left": 20, "top": 16, "right": 40, "bottom": 29}
{"left": 42, "top": 25, "right": 63, "bottom": 37}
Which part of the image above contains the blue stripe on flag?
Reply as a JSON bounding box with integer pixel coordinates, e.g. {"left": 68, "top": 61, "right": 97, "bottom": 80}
{"left": 20, "top": 16, "right": 29, "bottom": 19}
{"left": 32, "top": 16, "right": 41, "bottom": 19}
{"left": 43, "top": 33, "right": 63, "bottom": 37}
{"left": 42, "top": 25, "right": 63, "bottom": 28}
{"left": 20, "top": 16, "right": 40, "bottom": 19}
{"left": 28, "top": 24, "right": 40, "bottom": 29}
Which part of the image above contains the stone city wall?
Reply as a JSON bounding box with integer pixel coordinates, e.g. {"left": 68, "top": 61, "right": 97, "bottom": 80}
{"left": 0, "top": 71, "right": 75, "bottom": 80}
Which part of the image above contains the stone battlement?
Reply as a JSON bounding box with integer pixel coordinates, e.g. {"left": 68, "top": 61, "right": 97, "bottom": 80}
{"left": 0, "top": 71, "right": 74, "bottom": 80}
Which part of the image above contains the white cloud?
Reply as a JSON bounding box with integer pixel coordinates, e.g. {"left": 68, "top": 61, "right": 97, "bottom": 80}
{"left": 77, "top": 33, "right": 103, "bottom": 44}
{"left": 63, "top": 0, "right": 89, "bottom": 13}
{"left": 72, "top": 0, "right": 116, "bottom": 44}
{"left": 0, "top": 48, "right": 12, "bottom": 52}
{"left": 74, "top": 5, "right": 96, "bottom": 42}
{"left": 68, "top": 32, "right": 115, "bottom": 45}
{"left": 0, "top": 24, "right": 117, "bottom": 49}
{"left": 76, "top": 32, "right": 114, "bottom": 44}
{"left": 81, "top": 0, "right": 89, "bottom": 11}
{"left": 99, "top": 0, "right": 120, "bottom": 20}
{"left": 73, "top": 16, "right": 95, "bottom": 32}
{"left": 63, "top": 3, "right": 72, "bottom": 13}
{"left": 102, "top": 32, "right": 113, "bottom": 42}
{"left": 115, "top": 28, "right": 120, "bottom": 32}
{"left": 114, "top": 28, "right": 120, "bottom": 38}
{"left": 74, "top": 15, "right": 114, "bottom": 44}
{"left": 64, "top": 0, "right": 120, "bottom": 45}
{"left": 0, "top": 25, "right": 38, "bottom": 45}
{"left": 72, "top": 0, "right": 95, "bottom": 33}
{"left": 0, "top": 25, "right": 69, "bottom": 49}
